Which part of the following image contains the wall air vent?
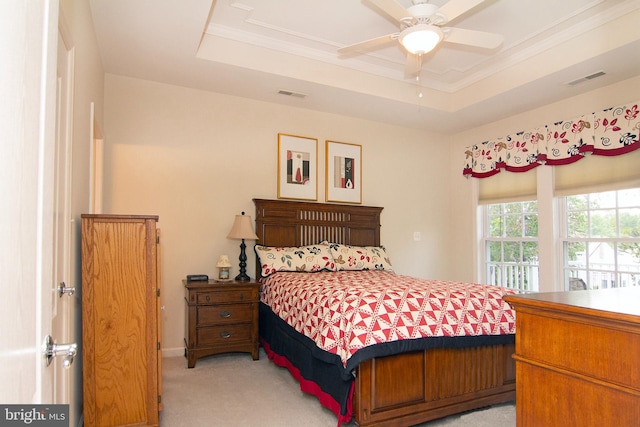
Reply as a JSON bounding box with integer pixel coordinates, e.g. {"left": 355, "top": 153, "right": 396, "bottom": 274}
{"left": 566, "top": 71, "right": 606, "bottom": 86}
{"left": 278, "top": 89, "right": 307, "bottom": 99}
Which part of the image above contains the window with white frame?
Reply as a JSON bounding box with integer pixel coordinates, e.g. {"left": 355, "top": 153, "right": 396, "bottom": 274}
{"left": 484, "top": 201, "right": 539, "bottom": 291}
{"left": 470, "top": 99, "right": 640, "bottom": 292}
{"left": 561, "top": 187, "right": 640, "bottom": 290}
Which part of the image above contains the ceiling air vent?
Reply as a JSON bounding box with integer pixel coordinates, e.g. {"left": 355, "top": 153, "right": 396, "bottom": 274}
{"left": 566, "top": 71, "right": 606, "bottom": 86}
{"left": 278, "top": 89, "right": 307, "bottom": 99}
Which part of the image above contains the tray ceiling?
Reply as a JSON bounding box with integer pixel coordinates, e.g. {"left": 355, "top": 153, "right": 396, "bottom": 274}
{"left": 89, "top": 0, "right": 640, "bottom": 132}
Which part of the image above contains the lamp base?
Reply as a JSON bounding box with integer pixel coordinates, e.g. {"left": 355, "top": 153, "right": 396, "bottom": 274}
{"left": 235, "top": 239, "right": 251, "bottom": 282}
{"left": 234, "top": 273, "right": 251, "bottom": 282}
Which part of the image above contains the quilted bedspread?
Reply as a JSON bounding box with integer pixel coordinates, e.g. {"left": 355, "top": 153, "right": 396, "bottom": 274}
{"left": 260, "top": 270, "right": 517, "bottom": 367}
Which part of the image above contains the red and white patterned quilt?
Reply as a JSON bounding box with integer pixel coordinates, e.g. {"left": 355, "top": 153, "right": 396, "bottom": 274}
{"left": 261, "top": 270, "right": 517, "bottom": 367}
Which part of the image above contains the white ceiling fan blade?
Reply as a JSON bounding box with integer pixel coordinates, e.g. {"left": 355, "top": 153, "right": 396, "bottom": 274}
{"left": 443, "top": 27, "right": 503, "bottom": 49}
{"left": 437, "top": 0, "right": 486, "bottom": 24}
{"left": 338, "top": 33, "right": 398, "bottom": 55}
{"left": 365, "top": 0, "right": 415, "bottom": 25}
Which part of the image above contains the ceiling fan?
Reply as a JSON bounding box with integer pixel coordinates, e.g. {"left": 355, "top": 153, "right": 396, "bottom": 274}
{"left": 339, "top": 0, "right": 504, "bottom": 76}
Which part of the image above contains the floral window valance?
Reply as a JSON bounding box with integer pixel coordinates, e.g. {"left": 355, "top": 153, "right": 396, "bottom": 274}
{"left": 463, "top": 101, "right": 640, "bottom": 178}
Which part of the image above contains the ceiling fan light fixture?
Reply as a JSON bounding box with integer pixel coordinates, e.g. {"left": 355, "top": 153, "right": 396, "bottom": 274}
{"left": 399, "top": 24, "right": 443, "bottom": 55}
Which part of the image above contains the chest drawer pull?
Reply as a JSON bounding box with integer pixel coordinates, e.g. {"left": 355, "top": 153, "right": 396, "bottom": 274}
{"left": 220, "top": 331, "right": 231, "bottom": 339}
{"left": 205, "top": 295, "right": 211, "bottom": 302}
{"left": 219, "top": 310, "right": 231, "bottom": 318}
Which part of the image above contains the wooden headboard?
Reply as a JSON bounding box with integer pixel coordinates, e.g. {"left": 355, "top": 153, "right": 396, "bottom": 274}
{"left": 253, "top": 199, "right": 383, "bottom": 278}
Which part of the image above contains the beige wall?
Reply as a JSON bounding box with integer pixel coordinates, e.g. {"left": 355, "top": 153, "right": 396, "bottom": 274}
{"left": 102, "top": 74, "right": 452, "bottom": 354}
{"left": 448, "top": 75, "right": 640, "bottom": 284}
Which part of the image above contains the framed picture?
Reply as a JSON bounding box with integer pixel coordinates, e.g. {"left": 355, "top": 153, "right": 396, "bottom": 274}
{"left": 277, "top": 133, "right": 318, "bottom": 201}
{"left": 325, "top": 140, "right": 362, "bottom": 204}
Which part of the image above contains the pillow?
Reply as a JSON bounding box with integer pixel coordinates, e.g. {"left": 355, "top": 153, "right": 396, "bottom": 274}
{"left": 255, "top": 243, "right": 336, "bottom": 277}
{"left": 327, "top": 243, "right": 394, "bottom": 272}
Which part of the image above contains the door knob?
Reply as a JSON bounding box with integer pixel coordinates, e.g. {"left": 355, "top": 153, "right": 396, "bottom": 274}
{"left": 57, "top": 282, "right": 75, "bottom": 298}
{"left": 42, "top": 335, "right": 77, "bottom": 368}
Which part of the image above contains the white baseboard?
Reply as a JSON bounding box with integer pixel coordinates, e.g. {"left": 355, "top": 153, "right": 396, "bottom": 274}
{"left": 162, "top": 347, "right": 185, "bottom": 358}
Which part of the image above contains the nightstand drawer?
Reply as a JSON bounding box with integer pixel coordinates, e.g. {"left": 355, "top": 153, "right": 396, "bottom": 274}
{"left": 196, "top": 289, "right": 255, "bottom": 304}
{"left": 197, "top": 304, "right": 253, "bottom": 324}
{"left": 197, "top": 323, "right": 253, "bottom": 346}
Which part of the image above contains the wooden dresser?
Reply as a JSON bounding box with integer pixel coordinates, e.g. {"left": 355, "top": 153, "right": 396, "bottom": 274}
{"left": 184, "top": 280, "right": 260, "bottom": 368}
{"left": 504, "top": 288, "right": 640, "bottom": 427}
{"left": 82, "top": 215, "right": 162, "bottom": 427}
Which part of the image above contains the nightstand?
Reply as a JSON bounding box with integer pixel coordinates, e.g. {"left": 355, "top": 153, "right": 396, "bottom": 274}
{"left": 184, "top": 279, "right": 260, "bottom": 368}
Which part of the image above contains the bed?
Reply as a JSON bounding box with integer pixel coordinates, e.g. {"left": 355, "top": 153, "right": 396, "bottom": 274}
{"left": 254, "top": 198, "right": 516, "bottom": 427}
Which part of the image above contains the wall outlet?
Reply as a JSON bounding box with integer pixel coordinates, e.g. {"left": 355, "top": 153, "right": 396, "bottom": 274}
{"left": 413, "top": 231, "right": 421, "bottom": 241}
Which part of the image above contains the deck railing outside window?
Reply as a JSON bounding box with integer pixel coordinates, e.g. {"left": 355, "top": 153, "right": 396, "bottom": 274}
{"left": 485, "top": 200, "right": 539, "bottom": 292}
{"left": 487, "top": 262, "right": 539, "bottom": 291}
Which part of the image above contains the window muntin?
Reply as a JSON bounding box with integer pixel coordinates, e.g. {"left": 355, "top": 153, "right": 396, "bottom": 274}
{"left": 485, "top": 201, "right": 539, "bottom": 291}
{"left": 563, "top": 188, "right": 640, "bottom": 290}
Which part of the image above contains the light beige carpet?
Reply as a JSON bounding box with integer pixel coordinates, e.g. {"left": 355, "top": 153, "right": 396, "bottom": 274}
{"left": 160, "top": 349, "right": 515, "bottom": 427}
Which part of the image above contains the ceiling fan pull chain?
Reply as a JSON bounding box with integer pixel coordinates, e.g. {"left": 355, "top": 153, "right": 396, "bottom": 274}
{"left": 417, "top": 54, "right": 423, "bottom": 99}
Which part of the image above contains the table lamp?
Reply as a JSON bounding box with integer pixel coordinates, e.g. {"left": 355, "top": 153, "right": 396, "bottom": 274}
{"left": 215, "top": 255, "right": 232, "bottom": 281}
{"left": 226, "top": 211, "right": 258, "bottom": 281}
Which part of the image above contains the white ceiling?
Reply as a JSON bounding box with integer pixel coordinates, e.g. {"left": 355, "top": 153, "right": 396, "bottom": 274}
{"left": 89, "top": 0, "right": 640, "bottom": 133}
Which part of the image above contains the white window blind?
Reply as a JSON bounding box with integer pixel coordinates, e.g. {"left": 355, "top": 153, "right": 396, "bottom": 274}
{"left": 554, "top": 148, "right": 640, "bottom": 196}
{"left": 479, "top": 169, "right": 537, "bottom": 204}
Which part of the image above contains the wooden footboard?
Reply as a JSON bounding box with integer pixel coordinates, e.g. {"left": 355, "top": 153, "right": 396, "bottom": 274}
{"left": 353, "top": 343, "right": 516, "bottom": 427}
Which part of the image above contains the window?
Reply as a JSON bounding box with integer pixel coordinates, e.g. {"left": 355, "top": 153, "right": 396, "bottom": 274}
{"left": 484, "top": 201, "right": 539, "bottom": 291}
{"left": 562, "top": 188, "right": 640, "bottom": 290}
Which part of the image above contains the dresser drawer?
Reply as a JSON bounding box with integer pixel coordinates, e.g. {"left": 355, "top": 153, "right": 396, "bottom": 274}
{"left": 197, "top": 304, "right": 253, "bottom": 325}
{"left": 196, "top": 289, "right": 255, "bottom": 304}
{"left": 197, "top": 323, "right": 253, "bottom": 346}
{"left": 516, "top": 310, "right": 640, "bottom": 389}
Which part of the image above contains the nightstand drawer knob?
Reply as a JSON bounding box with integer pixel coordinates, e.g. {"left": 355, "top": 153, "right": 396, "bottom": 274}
{"left": 220, "top": 331, "right": 231, "bottom": 339}
{"left": 219, "top": 310, "right": 231, "bottom": 318}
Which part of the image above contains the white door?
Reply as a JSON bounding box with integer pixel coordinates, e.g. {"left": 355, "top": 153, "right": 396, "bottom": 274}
{"left": 53, "top": 24, "right": 76, "bottom": 409}
{"left": 0, "top": 0, "right": 66, "bottom": 407}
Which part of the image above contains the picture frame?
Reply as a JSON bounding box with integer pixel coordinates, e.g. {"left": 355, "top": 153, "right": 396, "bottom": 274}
{"left": 277, "top": 133, "right": 318, "bottom": 201}
{"left": 325, "top": 140, "right": 362, "bottom": 204}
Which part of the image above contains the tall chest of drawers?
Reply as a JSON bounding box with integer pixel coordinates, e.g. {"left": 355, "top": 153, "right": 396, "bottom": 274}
{"left": 184, "top": 280, "right": 260, "bottom": 368}
{"left": 81, "top": 214, "right": 162, "bottom": 426}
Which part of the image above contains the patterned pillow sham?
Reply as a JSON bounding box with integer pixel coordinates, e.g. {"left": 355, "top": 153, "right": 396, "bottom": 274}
{"left": 255, "top": 243, "right": 336, "bottom": 277}
{"left": 326, "top": 242, "right": 394, "bottom": 272}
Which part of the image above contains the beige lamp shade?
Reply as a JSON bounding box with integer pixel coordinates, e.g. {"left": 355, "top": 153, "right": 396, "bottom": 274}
{"left": 216, "top": 254, "right": 232, "bottom": 280}
{"left": 216, "top": 255, "right": 232, "bottom": 268}
{"left": 226, "top": 213, "right": 258, "bottom": 240}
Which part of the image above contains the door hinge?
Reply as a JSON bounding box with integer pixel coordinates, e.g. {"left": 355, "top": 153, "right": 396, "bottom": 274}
{"left": 157, "top": 288, "right": 160, "bottom": 297}
{"left": 157, "top": 342, "right": 161, "bottom": 350}
{"left": 158, "top": 395, "right": 162, "bottom": 404}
